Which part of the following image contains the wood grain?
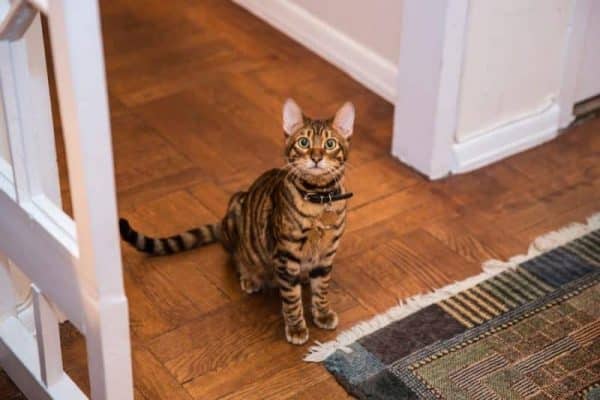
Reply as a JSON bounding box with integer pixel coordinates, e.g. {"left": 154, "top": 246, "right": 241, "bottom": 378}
{"left": 1, "top": 0, "right": 599, "bottom": 398}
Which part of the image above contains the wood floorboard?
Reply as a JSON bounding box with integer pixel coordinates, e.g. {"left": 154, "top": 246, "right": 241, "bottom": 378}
{"left": 1, "top": 0, "right": 599, "bottom": 398}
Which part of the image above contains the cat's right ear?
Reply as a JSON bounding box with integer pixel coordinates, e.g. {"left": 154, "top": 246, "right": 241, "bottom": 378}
{"left": 283, "top": 98, "right": 303, "bottom": 136}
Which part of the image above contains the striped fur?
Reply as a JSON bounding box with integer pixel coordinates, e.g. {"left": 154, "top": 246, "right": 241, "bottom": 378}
{"left": 119, "top": 219, "right": 219, "bottom": 255}
{"left": 119, "top": 99, "right": 354, "bottom": 344}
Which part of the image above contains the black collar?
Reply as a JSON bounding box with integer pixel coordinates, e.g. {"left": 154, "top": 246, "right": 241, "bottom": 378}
{"left": 297, "top": 188, "right": 353, "bottom": 204}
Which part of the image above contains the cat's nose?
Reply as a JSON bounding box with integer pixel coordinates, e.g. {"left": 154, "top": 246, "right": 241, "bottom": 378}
{"left": 311, "top": 151, "right": 323, "bottom": 163}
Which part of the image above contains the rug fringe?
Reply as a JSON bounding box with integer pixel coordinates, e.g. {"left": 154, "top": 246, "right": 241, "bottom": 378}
{"left": 304, "top": 212, "right": 600, "bottom": 362}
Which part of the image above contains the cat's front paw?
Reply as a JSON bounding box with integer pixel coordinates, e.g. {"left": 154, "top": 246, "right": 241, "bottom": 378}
{"left": 313, "top": 310, "right": 338, "bottom": 330}
{"left": 285, "top": 324, "right": 309, "bottom": 345}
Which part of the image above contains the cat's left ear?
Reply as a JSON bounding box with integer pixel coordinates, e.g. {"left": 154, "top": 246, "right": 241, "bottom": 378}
{"left": 283, "top": 98, "right": 304, "bottom": 137}
{"left": 333, "top": 102, "right": 355, "bottom": 138}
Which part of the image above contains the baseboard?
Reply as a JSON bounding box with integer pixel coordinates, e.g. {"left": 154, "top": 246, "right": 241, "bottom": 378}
{"left": 574, "top": 93, "right": 600, "bottom": 118}
{"left": 232, "top": 0, "right": 397, "bottom": 103}
{"left": 451, "top": 103, "right": 561, "bottom": 174}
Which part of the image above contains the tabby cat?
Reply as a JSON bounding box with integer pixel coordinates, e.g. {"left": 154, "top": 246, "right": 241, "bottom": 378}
{"left": 119, "top": 99, "right": 354, "bottom": 345}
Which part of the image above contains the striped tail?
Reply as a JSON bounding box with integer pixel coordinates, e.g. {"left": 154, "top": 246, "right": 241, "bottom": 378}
{"left": 119, "top": 218, "right": 220, "bottom": 255}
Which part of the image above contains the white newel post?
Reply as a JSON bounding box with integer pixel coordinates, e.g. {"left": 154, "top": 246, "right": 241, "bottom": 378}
{"left": 0, "top": 1, "right": 134, "bottom": 399}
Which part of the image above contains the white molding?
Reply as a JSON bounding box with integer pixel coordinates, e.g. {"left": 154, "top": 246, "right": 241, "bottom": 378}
{"left": 0, "top": 256, "right": 16, "bottom": 321}
{"left": 233, "top": 0, "right": 397, "bottom": 103}
{"left": 451, "top": 103, "right": 560, "bottom": 174}
{"left": 32, "top": 286, "right": 63, "bottom": 387}
{"left": 0, "top": 157, "right": 15, "bottom": 199}
{"left": 0, "top": 189, "right": 82, "bottom": 330}
{"left": 29, "top": 0, "right": 49, "bottom": 14}
{"left": 391, "top": 0, "right": 469, "bottom": 179}
{"left": 1, "top": 1, "right": 134, "bottom": 398}
{"left": 0, "top": 316, "right": 86, "bottom": 400}
{"left": 558, "top": 0, "right": 593, "bottom": 128}
{"left": 46, "top": 0, "right": 134, "bottom": 397}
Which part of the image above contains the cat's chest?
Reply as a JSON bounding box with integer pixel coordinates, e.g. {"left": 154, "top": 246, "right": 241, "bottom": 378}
{"left": 298, "top": 219, "right": 342, "bottom": 277}
{"left": 301, "top": 207, "right": 345, "bottom": 255}
{"left": 303, "top": 202, "right": 344, "bottom": 233}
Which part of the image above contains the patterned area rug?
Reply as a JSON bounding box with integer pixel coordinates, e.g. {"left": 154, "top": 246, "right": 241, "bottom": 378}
{"left": 306, "top": 214, "right": 600, "bottom": 399}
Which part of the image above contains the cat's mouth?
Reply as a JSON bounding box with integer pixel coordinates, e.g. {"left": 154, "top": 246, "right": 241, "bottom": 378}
{"left": 304, "top": 167, "right": 324, "bottom": 175}
{"left": 309, "top": 159, "right": 325, "bottom": 168}
{"left": 304, "top": 162, "right": 326, "bottom": 175}
{"left": 298, "top": 159, "right": 336, "bottom": 176}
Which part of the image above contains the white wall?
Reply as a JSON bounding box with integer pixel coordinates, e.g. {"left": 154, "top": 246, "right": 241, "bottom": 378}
{"left": 233, "top": 0, "right": 402, "bottom": 102}
{"left": 290, "top": 0, "right": 402, "bottom": 66}
{"left": 456, "top": 0, "right": 572, "bottom": 142}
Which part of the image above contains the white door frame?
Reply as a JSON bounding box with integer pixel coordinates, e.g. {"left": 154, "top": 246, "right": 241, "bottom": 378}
{"left": 391, "top": 0, "right": 469, "bottom": 180}
{"left": 0, "top": 1, "right": 133, "bottom": 399}
{"left": 392, "top": 0, "right": 593, "bottom": 180}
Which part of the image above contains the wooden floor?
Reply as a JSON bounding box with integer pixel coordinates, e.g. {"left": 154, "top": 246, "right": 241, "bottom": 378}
{"left": 3, "top": 0, "right": 600, "bottom": 399}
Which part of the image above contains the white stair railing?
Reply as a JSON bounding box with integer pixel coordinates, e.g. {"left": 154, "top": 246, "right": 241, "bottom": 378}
{"left": 0, "top": 1, "right": 134, "bottom": 399}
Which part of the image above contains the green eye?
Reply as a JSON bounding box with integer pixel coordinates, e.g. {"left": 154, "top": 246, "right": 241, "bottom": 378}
{"left": 297, "top": 137, "right": 310, "bottom": 149}
{"left": 325, "top": 138, "right": 337, "bottom": 150}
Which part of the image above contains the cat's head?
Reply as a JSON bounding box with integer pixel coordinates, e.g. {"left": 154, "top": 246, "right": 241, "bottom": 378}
{"left": 282, "top": 99, "right": 354, "bottom": 178}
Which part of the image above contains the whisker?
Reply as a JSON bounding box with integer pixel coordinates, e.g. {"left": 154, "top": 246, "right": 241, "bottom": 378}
{"left": 323, "top": 165, "right": 343, "bottom": 189}
{"left": 343, "top": 160, "right": 356, "bottom": 170}
{"left": 283, "top": 161, "right": 304, "bottom": 182}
